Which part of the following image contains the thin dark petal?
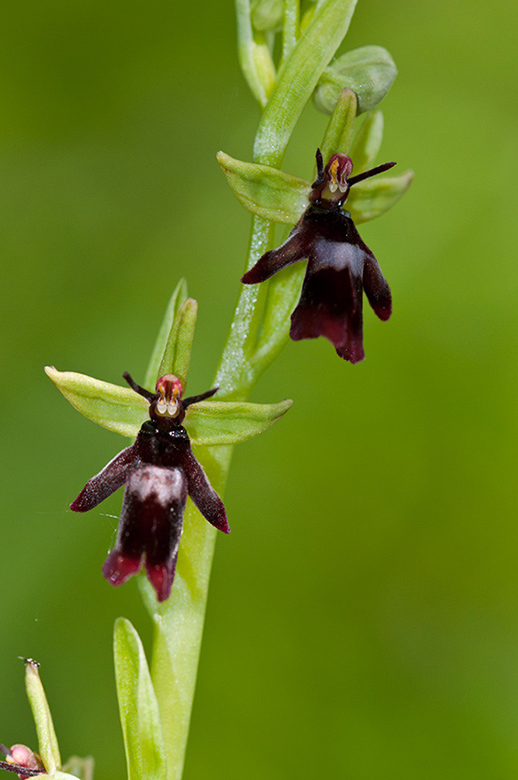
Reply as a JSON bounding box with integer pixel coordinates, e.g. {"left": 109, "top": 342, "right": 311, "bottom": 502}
{"left": 103, "top": 466, "right": 188, "bottom": 600}
{"left": 122, "top": 372, "right": 157, "bottom": 402}
{"left": 241, "top": 229, "right": 308, "bottom": 284}
{"left": 181, "top": 448, "right": 230, "bottom": 533}
{"left": 70, "top": 446, "right": 137, "bottom": 512}
{"left": 347, "top": 161, "right": 397, "bottom": 186}
{"left": 311, "top": 148, "right": 325, "bottom": 188}
{"left": 363, "top": 252, "right": 392, "bottom": 321}
{"left": 182, "top": 387, "right": 218, "bottom": 408}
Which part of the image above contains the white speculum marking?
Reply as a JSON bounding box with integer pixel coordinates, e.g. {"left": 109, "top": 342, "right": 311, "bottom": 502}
{"left": 128, "top": 466, "right": 185, "bottom": 505}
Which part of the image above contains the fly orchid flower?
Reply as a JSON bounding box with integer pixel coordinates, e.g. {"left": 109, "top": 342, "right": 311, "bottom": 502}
{"left": 241, "top": 149, "right": 395, "bottom": 363}
{"left": 71, "top": 373, "right": 229, "bottom": 602}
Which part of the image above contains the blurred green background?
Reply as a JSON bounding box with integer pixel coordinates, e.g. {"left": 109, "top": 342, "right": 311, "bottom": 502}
{"left": 0, "top": 0, "right": 517, "bottom": 777}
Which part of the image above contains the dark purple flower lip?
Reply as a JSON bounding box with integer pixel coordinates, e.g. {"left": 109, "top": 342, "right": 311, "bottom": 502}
{"left": 242, "top": 149, "right": 395, "bottom": 364}
{"left": 71, "top": 373, "right": 228, "bottom": 602}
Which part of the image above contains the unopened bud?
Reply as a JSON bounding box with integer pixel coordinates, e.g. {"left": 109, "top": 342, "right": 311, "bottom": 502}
{"left": 0, "top": 743, "right": 44, "bottom": 779}
{"left": 251, "top": 0, "right": 284, "bottom": 31}
{"left": 314, "top": 45, "right": 397, "bottom": 115}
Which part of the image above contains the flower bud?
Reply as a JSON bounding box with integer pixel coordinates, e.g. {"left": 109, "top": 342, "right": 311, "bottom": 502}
{"left": 314, "top": 45, "right": 397, "bottom": 115}
{"left": 9, "top": 745, "right": 43, "bottom": 771}
{"left": 251, "top": 0, "right": 284, "bottom": 31}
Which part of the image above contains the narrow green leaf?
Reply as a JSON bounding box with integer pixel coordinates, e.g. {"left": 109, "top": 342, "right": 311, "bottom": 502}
{"left": 320, "top": 87, "right": 357, "bottom": 162}
{"left": 185, "top": 398, "right": 293, "bottom": 446}
{"left": 144, "top": 279, "right": 188, "bottom": 390}
{"left": 348, "top": 169, "right": 414, "bottom": 223}
{"left": 24, "top": 660, "right": 61, "bottom": 774}
{"left": 217, "top": 151, "right": 308, "bottom": 224}
{"left": 157, "top": 298, "right": 198, "bottom": 389}
{"left": 114, "top": 618, "right": 167, "bottom": 780}
{"left": 314, "top": 45, "right": 397, "bottom": 115}
{"left": 350, "top": 109, "right": 384, "bottom": 173}
{"left": 45, "top": 367, "right": 147, "bottom": 439}
{"left": 254, "top": 0, "right": 359, "bottom": 165}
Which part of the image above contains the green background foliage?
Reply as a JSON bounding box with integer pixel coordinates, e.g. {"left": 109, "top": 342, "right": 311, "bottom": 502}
{"left": 0, "top": 1, "right": 517, "bottom": 778}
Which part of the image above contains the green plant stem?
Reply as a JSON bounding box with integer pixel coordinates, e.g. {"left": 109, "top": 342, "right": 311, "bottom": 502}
{"left": 142, "top": 2, "right": 359, "bottom": 777}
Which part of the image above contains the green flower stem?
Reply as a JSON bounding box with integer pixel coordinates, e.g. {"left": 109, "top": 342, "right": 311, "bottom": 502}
{"left": 143, "top": 3, "right": 360, "bottom": 777}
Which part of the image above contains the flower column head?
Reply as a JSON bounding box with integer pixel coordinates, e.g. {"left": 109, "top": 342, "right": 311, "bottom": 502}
{"left": 242, "top": 149, "right": 396, "bottom": 363}
{"left": 70, "top": 373, "right": 228, "bottom": 602}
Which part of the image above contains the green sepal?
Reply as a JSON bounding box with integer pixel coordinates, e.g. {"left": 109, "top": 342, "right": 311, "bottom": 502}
{"left": 348, "top": 170, "right": 414, "bottom": 224}
{"left": 144, "top": 279, "right": 188, "bottom": 390}
{"left": 48, "top": 772, "right": 86, "bottom": 779}
{"left": 314, "top": 45, "right": 397, "bottom": 115}
{"left": 45, "top": 367, "right": 147, "bottom": 439}
{"left": 157, "top": 298, "right": 198, "bottom": 389}
{"left": 46, "top": 368, "right": 292, "bottom": 446}
{"left": 350, "top": 109, "right": 384, "bottom": 173}
{"left": 320, "top": 88, "right": 357, "bottom": 162}
{"left": 24, "top": 660, "right": 61, "bottom": 774}
{"left": 114, "top": 618, "right": 167, "bottom": 780}
{"left": 185, "top": 398, "right": 293, "bottom": 446}
{"left": 217, "top": 151, "right": 309, "bottom": 224}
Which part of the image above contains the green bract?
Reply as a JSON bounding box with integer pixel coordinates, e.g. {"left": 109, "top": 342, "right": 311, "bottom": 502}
{"left": 144, "top": 278, "right": 188, "bottom": 390}
{"left": 314, "top": 45, "right": 397, "bottom": 115}
{"left": 114, "top": 618, "right": 167, "bottom": 780}
{"left": 320, "top": 88, "right": 358, "bottom": 163}
{"left": 22, "top": 659, "right": 91, "bottom": 779}
{"left": 25, "top": 659, "right": 61, "bottom": 774}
